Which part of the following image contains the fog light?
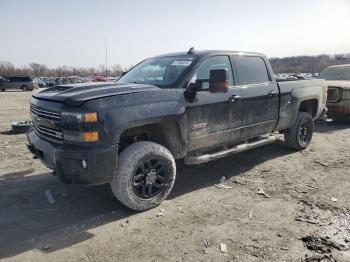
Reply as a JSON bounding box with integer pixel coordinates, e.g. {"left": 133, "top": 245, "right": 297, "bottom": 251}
{"left": 81, "top": 159, "right": 87, "bottom": 169}
{"left": 84, "top": 131, "right": 99, "bottom": 142}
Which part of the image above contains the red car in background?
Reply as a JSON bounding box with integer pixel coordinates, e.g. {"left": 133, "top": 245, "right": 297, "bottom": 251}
{"left": 92, "top": 76, "right": 107, "bottom": 82}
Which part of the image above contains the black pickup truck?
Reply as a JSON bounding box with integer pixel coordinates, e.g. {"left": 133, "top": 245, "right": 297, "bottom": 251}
{"left": 27, "top": 49, "right": 327, "bottom": 210}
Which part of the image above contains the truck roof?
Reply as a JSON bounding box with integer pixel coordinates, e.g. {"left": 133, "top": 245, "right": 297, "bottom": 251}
{"left": 154, "top": 50, "right": 265, "bottom": 58}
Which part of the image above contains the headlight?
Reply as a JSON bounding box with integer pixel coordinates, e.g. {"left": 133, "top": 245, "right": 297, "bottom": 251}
{"left": 62, "top": 112, "right": 98, "bottom": 124}
{"left": 61, "top": 112, "right": 99, "bottom": 142}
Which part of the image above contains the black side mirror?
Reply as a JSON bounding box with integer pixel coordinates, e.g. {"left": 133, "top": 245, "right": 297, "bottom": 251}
{"left": 209, "top": 69, "right": 229, "bottom": 93}
{"left": 122, "top": 71, "right": 127, "bottom": 76}
{"left": 187, "top": 81, "right": 203, "bottom": 93}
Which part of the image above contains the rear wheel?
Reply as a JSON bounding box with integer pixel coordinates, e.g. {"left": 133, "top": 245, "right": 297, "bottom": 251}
{"left": 20, "top": 85, "right": 29, "bottom": 91}
{"left": 284, "top": 112, "right": 314, "bottom": 150}
{"left": 111, "top": 141, "right": 176, "bottom": 211}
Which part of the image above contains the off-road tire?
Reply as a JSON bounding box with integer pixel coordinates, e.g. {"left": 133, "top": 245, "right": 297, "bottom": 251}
{"left": 11, "top": 121, "right": 32, "bottom": 134}
{"left": 20, "top": 85, "right": 28, "bottom": 91}
{"left": 284, "top": 112, "right": 314, "bottom": 150}
{"left": 111, "top": 141, "right": 176, "bottom": 211}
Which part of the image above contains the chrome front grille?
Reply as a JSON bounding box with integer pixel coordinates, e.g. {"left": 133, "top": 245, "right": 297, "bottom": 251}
{"left": 33, "top": 124, "right": 63, "bottom": 140}
{"left": 30, "top": 104, "right": 63, "bottom": 142}
{"left": 31, "top": 104, "right": 61, "bottom": 120}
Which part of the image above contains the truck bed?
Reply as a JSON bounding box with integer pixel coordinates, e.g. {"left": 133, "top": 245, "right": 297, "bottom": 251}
{"left": 276, "top": 79, "right": 327, "bottom": 131}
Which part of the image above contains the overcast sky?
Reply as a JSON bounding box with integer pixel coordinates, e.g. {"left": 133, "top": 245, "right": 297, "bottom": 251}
{"left": 1, "top": 0, "right": 349, "bottom": 68}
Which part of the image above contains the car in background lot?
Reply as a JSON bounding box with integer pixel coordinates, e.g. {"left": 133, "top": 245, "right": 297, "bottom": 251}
{"left": 40, "top": 77, "right": 55, "bottom": 87}
{"left": 54, "top": 77, "right": 85, "bottom": 86}
{"left": 319, "top": 64, "right": 350, "bottom": 122}
{"left": 33, "top": 78, "right": 47, "bottom": 88}
{"left": 0, "top": 76, "right": 34, "bottom": 91}
{"left": 67, "top": 76, "right": 84, "bottom": 84}
{"left": 107, "top": 77, "right": 119, "bottom": 82}
{"left": 92, "top": 76, "right": 107, "bottom": 82}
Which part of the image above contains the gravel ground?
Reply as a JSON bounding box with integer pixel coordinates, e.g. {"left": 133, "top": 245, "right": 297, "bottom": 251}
{"left": 0, "top": 91, "right": 349, "bottom": 262}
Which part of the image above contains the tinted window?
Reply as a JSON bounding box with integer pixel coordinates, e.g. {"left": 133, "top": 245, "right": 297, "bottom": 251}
{"left": 190, "top": 56, "right": 234, "bottom": 88}
{"left": 10, "top": 76, "right": 31, "bottom": 82}
{"left": 235, "top": 56, "right": 269, "bottom": 85}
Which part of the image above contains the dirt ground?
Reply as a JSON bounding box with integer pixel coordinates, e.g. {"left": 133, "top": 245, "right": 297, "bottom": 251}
{"left": 0, "top": 91, "right": 350, "bottom": 262}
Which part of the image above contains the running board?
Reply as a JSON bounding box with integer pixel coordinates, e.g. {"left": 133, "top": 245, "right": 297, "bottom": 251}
{"left": 184, "top": 135, "right": 277, "bottom": 165}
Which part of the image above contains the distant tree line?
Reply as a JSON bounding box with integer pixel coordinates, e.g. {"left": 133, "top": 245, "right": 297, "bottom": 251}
{"left": 270, "top": 53, "right": 350, "bottom": 74}
{"left": 0, "top": 61, "right": 131, "bottom": 78}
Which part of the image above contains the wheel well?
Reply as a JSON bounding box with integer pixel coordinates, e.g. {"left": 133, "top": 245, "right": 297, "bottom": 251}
{"left": 119, "top": 122, "right": 185, "bottom": 159}
{"left": 299, "top": 99, "right": 318, "bottom": 118}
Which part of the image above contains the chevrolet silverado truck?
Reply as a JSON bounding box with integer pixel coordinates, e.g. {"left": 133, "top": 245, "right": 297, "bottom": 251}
{"left": 318, "top": 64, "right": 350, "bottom": 122}
{"left": 27, "top": 49, "right": 327, "bottom": 211}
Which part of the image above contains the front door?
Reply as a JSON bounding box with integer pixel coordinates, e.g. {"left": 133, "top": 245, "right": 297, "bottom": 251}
{"left": 185, "top": 55, "right": 243, "bottom": 151}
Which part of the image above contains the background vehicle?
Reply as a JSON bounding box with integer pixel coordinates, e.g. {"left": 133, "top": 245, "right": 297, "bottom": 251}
{"left": 27, "top": 50, "right": 327, "bottom": 211}
{"left": 318, "top": 64, "right": 350, "bottom": 122}
{"left": 33, "top": 78, "right": 47, "bottom": 88}
{"left": 0, "top": 76, "right": 34, "bottom": 91}
{"left": 92, "top": 76, "right": 107, "bottom": 82}
{"left": 41, "top": 77, "right": 56, "bottom": 87}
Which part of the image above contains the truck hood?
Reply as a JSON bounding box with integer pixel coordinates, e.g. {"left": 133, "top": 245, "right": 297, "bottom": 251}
{"left": 33, "top": 82, "right": 160, "bottom": 106}
{"left": 326, "top": 80, "right": 350, "bottom": 90}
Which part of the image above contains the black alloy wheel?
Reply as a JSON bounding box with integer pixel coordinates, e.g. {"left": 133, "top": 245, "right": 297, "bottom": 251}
{"left": 132, "top": 158, "right": 168, "bottom": 199}
{"left": 299, "top": 121, "right": 312, "bottom": 146}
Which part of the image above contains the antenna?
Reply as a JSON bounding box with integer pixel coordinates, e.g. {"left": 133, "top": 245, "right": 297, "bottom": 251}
{"left": 105, "top": 39, "right": 108, "bottom": 81}
{"left": 188, "top": 47, "right": 195, "bottom": 54}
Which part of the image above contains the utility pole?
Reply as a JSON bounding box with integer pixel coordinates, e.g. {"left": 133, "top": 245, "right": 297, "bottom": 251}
{"left": 105, "top": 39, "right": 108, "bottom": 81}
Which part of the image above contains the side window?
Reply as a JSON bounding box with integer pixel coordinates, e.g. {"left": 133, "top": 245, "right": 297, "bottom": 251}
{"left": 191, "top": 56, "right": 233, "bottom": 88}
{"left": 234, "top": 56, "right": 269, "bottom": 85}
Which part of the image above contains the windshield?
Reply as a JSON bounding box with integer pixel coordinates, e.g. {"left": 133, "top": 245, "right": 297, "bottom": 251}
{"left": 319, "top": 66, "right": 350, "bottom": 81}
{"left": 117, "top": 56, "right": 196, "bottom": 87}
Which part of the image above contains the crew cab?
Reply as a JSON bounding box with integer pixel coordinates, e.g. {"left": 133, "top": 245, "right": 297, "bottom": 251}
{"left": 27, "top": 49, "right": 327, "bottom": 211}
{"left": 318, "top": 64, "right": 350, "bottom": 122}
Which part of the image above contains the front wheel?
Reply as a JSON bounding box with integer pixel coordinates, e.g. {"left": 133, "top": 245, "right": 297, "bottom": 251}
{"left": 111, "top": 141, "right": 176, "bottom": 211}
{"left": 284, "top": 112, "right": 314, "bottom": 150}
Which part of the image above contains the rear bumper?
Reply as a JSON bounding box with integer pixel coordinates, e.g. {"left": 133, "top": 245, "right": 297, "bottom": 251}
{"left": 27, "top": 129, "right": 118, "bottom": 185}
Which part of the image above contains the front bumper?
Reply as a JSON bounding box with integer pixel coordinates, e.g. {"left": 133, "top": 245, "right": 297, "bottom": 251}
{"left": 318, "top": 107, "right": 328, "bottom": 120}
{"left": 327, "top": 103, "right": 350, "bottom": 118}
{"left": 27, "top": 129, "right": 118, "bottom": 185}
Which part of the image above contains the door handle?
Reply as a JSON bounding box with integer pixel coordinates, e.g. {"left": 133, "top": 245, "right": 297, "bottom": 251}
{"left": 229, "top": 94, "right": 241, "bottom": 102}
{"left": 268, "top": 90, "right": 278, "bottom": 97}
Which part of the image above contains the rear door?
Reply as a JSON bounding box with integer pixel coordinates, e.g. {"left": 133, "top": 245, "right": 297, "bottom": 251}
{"left": 231, "top": 55, "right": 279, "bottom": 139}
{"left": 186, "top": 55, "right": 243, "bottom": 151}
